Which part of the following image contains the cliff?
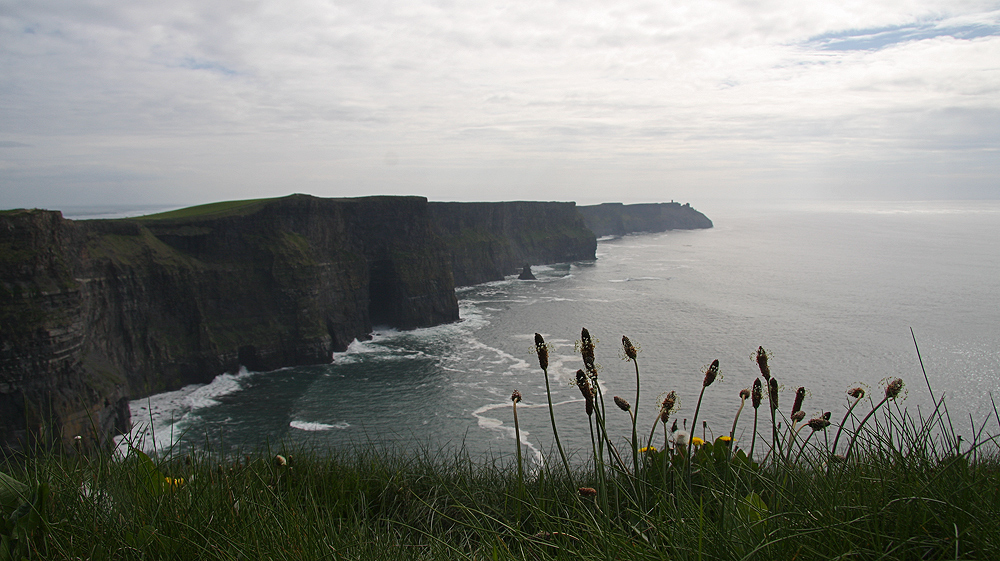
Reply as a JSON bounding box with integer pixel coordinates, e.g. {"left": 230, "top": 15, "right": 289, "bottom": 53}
{"left": 428, "top": 202, "right": 597, "bottom": 286}
{"left": 0, "top": 195, "right": 602, "bottom": 452}
{"left": 577, "top": 202, "right": 713, "bottom": 237}
{"left": 0, "top": 195, "right": 459, "bottom": 452}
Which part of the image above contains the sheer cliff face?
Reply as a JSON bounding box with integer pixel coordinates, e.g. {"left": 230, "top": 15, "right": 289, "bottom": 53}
{"left": 428, "top": 201, "right": 597, "bottom": 287}
{"left": 0, "top": 195, "right": 604, "bottom": 451}
{"left": 0, "top": 195, "right": 458, "bottom": 452}
{"left": 577, "top": 202, "right": 713, "bottom": 237}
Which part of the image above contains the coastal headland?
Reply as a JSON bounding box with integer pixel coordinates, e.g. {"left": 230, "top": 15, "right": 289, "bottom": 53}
{"left": 0, "top": 195, "right": 710, "bottom": 451}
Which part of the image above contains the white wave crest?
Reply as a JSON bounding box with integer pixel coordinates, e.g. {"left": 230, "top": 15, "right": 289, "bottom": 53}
{"left": 115, "top": 366, "right": 255, "bottom": 455}
{"left": 290, "top": 420, "right": 350, "bottom": 431}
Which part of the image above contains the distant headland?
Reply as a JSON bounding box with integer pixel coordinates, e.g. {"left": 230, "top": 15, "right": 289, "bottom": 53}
{"left": 0, "top": 195, "right": 711, "bottom": 452}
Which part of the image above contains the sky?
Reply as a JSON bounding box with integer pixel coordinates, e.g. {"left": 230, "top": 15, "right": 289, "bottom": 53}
{"left": 1, "top": 0, "right": 999, "bottom": 210}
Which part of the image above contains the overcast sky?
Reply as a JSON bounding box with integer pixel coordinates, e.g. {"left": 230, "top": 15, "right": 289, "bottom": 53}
{"left": 2, "top": 0, "right": 999, "bottom": 210}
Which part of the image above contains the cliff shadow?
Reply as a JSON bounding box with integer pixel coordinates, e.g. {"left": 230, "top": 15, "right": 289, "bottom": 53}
{"left": 368, "top": 260, "right": 402, "bottom": 328}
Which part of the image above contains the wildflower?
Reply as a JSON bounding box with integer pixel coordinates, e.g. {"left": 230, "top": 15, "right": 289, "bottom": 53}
{"left": 274, "top": 454, "right": 287, "bottom": 467}
{"left": 580, "top": 328, "right": 596, "bottom": 373}
{"left": 578, "top": 487, "right": 597, "bottom": 497}
{"left": 848, "top": 387, "right": 865, "bottom": 399}
{"left": 751, "top": 379, "right": 763, "bottom": 409}
{"left": 575, "top": 370, "right": 594, "bottom": 416}
{"left": 754, "top": 346, "right": 771, "bottom": 380}
{"left": 638, "top": 446, "right": 657, "bottom": 453}
{"left": 622, "top": 336, "right": 637, "bottom": 361}
{"left": 807, "top": 418, "right": 831, "bottom": 431}
{"left": 717, "top": 436, "right": 733, "bottom": 444}
{"left": 511, "top": 390, "right": 522, "bottom": 403}
{"left": 768, "top": 378, "right": 779, "bottom": 411}
{"left": 691, "top": 437, "right": 706, "bottom": 446}
{"left": 703, "top": 359, "right": 720, "bottom": 387}
{"left": 884, "top": 378, "right": 904, "bottom": 400}
{"left": 164, "top": 476, "right": 184, "bottom": 489}
{"left": 791, "top": 410, "right": 805, "bottom": 423}
{"left": 739, "top": 388, "right": 751, "bottom": 400}
{"left": 673, "top": 430, "right": 690, "bottom": 446}
{"left": 792, "top": 387, "right": 806, "bottom": 414}
{"left": 534, "top": 333, "right": 548, "bottom": 370}
{"left": 614, "top": 396, "right": 631, "bottom": 412}
{"left": 660, "top": 391, "right": 677, "bottom": 423}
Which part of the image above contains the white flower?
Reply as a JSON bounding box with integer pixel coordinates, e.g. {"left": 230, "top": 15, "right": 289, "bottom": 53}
{"left": 673, "top": 430, "right": 690, "bottom": 447}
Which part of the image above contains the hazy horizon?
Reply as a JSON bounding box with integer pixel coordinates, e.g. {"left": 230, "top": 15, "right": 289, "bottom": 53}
{"left": 3, "top": 1, "right": 999, "bottom": 209}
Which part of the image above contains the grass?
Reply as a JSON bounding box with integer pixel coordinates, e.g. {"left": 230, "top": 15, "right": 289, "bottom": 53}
{"left": 2, "top": 332, "right": 999, "bottom": 560}
{"left": 133, "top": 198, "right": 276, "bottom": 222}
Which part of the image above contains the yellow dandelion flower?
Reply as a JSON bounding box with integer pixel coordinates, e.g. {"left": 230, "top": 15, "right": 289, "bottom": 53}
{"left": 691, "top": 437, "right": 706, "bottom": 446}
{"left": 717, "top": 436, "right": 732, "bottom": 443}
{"left": 638, "top": 446, "right": 657, "bottom": 453}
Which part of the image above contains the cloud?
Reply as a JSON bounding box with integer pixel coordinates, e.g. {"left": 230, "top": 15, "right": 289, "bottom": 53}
{"left": 1, "top": 0, "right": 999, "bottom": 208}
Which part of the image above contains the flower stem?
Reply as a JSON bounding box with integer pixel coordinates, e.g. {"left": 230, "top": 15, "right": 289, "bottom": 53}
{"left": 541, "top": 366, "right": 574, "bottom": 484}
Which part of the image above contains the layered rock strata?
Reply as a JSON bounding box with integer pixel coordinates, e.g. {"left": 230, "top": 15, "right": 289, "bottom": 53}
{"left": 0, "top": 195, "right": 601, "bottom": 451}
{"left": 429, "top": 201, "right": 597, "bottom": 286}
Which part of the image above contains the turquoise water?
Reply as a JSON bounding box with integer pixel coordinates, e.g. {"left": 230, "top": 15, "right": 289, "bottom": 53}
{"left": 121, "top": 201, "right": 1000, "bottom": 464}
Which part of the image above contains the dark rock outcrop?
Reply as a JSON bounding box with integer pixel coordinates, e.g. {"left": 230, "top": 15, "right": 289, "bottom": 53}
{"left": 428, "top": 201, "right": 597, "bottom": 286}
{"left": 1, "top": 195, "right": 459, "bottom": 452}
{"left": 518, "top": 265, "right": 536, "bottom": 280}
{"left": 0, "top": 195, "right": 607, "bottom": 452}
{"left": 577, "top": 202, "right": 712, "bottom": 237}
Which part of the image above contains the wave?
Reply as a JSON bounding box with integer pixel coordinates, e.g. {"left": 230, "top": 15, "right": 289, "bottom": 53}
{"left": 115, "top": 367, "right": 255, "bottom": 455}
{"left": 608, "top": 276, "right": 664, "bottom": 283}
{"left": 290, "top": 420, "right": 350, "bottom": 431}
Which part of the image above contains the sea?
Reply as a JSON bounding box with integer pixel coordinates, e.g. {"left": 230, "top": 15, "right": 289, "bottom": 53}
{"left": 104, "top": 200, "right": 1000, "bottom": 465}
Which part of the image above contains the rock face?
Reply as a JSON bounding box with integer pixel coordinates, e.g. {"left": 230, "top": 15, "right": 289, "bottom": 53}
{"left": 0, "top": 195, "right": 459, "bottom": 452}
{"left": 428, "top": 202, "right": 597, "bottom": 286}
{"left": 577, "top": 202, "right": 713, "bottom": 237}
{"left": 0, "top": 195, "right": 601, "bottom": 452}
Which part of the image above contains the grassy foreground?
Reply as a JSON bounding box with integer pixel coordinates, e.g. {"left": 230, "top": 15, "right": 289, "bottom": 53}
{"left": 2, "top": 333, "right": 999, "bottom": 560}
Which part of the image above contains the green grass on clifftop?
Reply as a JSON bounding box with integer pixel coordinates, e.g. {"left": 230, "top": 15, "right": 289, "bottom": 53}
{"left": 134, "top": 198, "right": 277, "bottom": 221}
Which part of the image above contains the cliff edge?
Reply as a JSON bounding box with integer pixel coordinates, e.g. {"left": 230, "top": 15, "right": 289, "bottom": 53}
{"left": 0, "top": 195, "right": 602, "bottom": 452}
{"left": 0, "top": 195, "right": 459, "bottom": 452}
{"left": 429, "top": 201, "right": 597, "bottom": 286}
{"left": 577, "top": 202, "right": 713, "bottom": 237}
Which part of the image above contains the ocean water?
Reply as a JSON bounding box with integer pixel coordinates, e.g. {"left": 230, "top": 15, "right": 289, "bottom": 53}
{"left": 119, "top": 201, "right": 1000, "bottom": 465}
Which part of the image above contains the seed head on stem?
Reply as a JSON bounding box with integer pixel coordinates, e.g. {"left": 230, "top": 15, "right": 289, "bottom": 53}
{"left": 703, "top": 359, "right": 720, "bottom": 387}
{"left": 751, "top": 379, "right": 762, "bottom": 409}
{"left": 660, "top": 391, "right": 677, "bottom": 423}
{"left": 622, "top": 336, "right": 637, "bottom": 361}
{"left": 511, "top": 390, "right": 521, "bottom": 403}
{"left": 534, "top": 333, "right": 548, "bottom": 371}
{"left": 768, "top": 378, "right": 779, "bottom": 411}
{"left": 792, "top": 387, "right": 806, "bottom": 415}
{"left": 848, "top": 387, "right": 865, "bottom": 399}
{"left": 755, "top": 346, "right": 771, "bottom": 381}
{"left": 614, "top": 396, "right": 631, "bottom": 412}
{"left": 576, "top": 369, "right": 594, "bottom": 416}
{"left": 885, "top": 378, "right": 904, "bottom": 400}
{"left": 580, "top": 328, "right": 596, "bottom": 373}
{"left": 808, "top": 418, "right": 831, "bottom": 431}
